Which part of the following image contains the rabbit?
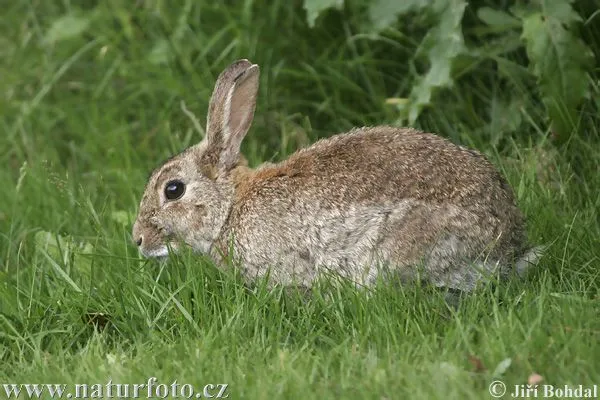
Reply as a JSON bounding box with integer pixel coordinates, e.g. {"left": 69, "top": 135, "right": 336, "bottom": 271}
{"left": 132, "top": 59, "right": 542, "bottom": 292}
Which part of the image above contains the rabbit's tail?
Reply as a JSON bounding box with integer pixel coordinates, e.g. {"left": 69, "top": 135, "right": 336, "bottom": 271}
{"left": 515, "top": 245, "right": 546, "bottom": 278}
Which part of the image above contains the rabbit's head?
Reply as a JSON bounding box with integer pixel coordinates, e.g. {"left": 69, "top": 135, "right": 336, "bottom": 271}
{"left": 132, "top": 59, "right": 259, "bottom": 257}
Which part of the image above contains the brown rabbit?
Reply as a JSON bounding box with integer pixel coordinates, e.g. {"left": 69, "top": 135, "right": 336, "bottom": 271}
{"left": 132, "top": 59, "right": 541, "bottom": 292}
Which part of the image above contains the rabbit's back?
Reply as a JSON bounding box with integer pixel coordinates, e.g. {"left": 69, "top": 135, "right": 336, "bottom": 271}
{"left": 216, "top": 126, "right": 526, "bottom": 290}
{"left": 240, "top": 127, "right": 514, "bottom": 207}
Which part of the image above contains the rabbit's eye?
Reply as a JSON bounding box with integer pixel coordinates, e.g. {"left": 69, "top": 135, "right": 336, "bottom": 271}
{"left": 164, "top": 180, "right": 186, "bottom": 200}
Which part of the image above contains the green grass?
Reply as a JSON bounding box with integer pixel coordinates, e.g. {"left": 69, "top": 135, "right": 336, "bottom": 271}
{"left": 1, "top": 1, "right": 599, "bottom": 399}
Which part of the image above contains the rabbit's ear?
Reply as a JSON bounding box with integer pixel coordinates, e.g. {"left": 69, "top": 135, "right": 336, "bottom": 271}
{"left": 204, "top": 59, "right": 259, "bottom": 175}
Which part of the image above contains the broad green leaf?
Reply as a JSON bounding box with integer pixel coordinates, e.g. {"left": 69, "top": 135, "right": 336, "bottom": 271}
{"left": 398, "top": 0, "right": 468, "bottom": 124}
{"left": 148, "top": 39, "right": 173, "bottom": 65}
{"left": 538, "top": 0, "right": 582, "bottom": 24}
{"left": 368, "top": 0, "right": 429, "bottom": 31}
{"left": 521, "top": 0, "right": 594, "bottom": 140}
{"left": 477, "top": 7, "right": 521, "bottom": 29}
{"left": 303, "top": 0, "right": 344, "bottom": 28}
{"left": 44, "top": 13, "right": 92, "bottom": 44}
{"left": 115, "top": 8, "right": 135, "bottom": 40}
{"left": 488, "top": 97, "right": 524, "bottom": 145}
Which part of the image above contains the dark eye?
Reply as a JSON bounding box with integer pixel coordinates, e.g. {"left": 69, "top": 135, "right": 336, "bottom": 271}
{"left": 164, "top": 180, "right": 186, "bottom": 200}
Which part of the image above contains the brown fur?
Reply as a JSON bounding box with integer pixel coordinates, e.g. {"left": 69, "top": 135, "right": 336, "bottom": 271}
{"left": 132, "top": 59, "right": 539, "bottom": 292}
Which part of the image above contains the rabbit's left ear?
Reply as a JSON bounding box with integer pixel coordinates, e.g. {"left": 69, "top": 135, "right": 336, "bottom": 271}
{"left": 203, "top": 59, "right": 260, "bottom": 176}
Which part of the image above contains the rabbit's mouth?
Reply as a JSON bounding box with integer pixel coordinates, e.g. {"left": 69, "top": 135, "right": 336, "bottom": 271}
{"left": 140, "top": 245, "right": 170, "bottom": 258}
{"left": 133, "top": 213, "right": 184, "bottom": 259}
{"left": 140, "top": 241, "right": 180, "bottom": 258}
{"left": 138, "top": 226, "right": 179, "bottom": 258}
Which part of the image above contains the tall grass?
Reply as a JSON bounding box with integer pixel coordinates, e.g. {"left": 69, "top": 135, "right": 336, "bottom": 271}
{"left": 0, "top": 1, "right": 598, "bottom": 399}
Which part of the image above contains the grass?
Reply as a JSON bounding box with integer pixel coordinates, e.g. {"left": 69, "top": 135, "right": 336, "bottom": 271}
{"left": 1, "top": 1, "right": 599, "bottom": 399}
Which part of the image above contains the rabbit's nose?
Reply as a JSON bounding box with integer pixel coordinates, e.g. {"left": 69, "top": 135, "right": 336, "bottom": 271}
{"left": 135, "top": 236, "right": 143, "bottom": 247}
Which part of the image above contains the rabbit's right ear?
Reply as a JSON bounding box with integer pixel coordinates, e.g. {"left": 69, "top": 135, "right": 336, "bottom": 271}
{"left": 203, "top": 59, "right": 259, "bottom": 177}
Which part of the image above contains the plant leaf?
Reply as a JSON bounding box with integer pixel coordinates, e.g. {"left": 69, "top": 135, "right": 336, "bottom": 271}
{"left": 488, "top": 96, "right": 524, "bottom": 145}
{"left": 303, "top": 0, "right": 344, "bottom": 28}
{"left": 521, "top": 0, "right": 594, "bottom": 141}
{"left": 398, "top": 0, "right": 468, "bottom": 124}
{"left": 368, "top": 0, "right": 429, "bottom": 32}
{"left": 148, "top": 38, "right": 173, "bottom": 65}
{"left": 477, "top": 7, "right": 521, "bottom": 29}
{"left": 44, "top": 13, "right": 92, "bottom": 44}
